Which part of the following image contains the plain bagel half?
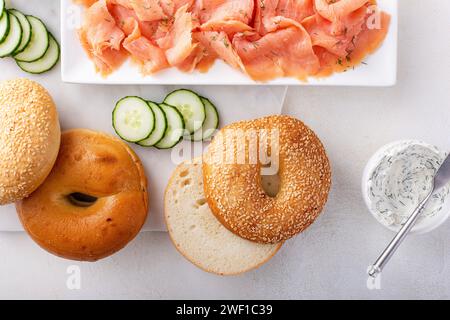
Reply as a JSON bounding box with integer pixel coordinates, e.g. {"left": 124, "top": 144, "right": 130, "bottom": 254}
{"left": 165, "top": 158, "right": 282, "bottom": 276}
{"left": 16, "top": 129, "right": 149, "bottom": 261}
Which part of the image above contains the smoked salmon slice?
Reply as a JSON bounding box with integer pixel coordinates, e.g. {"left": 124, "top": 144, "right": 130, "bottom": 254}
{"left": 346, "top": 11, "right": 391, "bottom": 66}
{"left": 157, "top": 5, "right": 198, "bottom": 67}
{"left": 177, "top": 43, "right": 209, "bottom": 72}
{"left": 314, "top": 0, "right": 370, "bottom": 34}
{"left": 302, "top": 7, "right": 367, "bottom": 57}
{"left": 82, "top": 0, "right": 125, "bottom": 53}
{"left": 314, "top": 0, "right": 369, "bottom": 20}
{"left": 254, "top": 0, "right": 315, "bottom": 34}
{"left": 122, "top": 19, "right": 169, "bottom": 74}
{"left": 311, "top": 10, "right": 391, "bottom": 76}
{"left": 109, "top": 3, "right": 161, "bottom": 39}
{"left": 195, "top": 31, "right": 245, "bottom": 72}
{"left": 78, "top": 28, "right": 128, "bottom": 75}
{"left": 193, "top": 0, "right": 254, "bottom": 25}
{"left": 75, "top": 0, "right": 391, "bottom": 81}
{"left": 162, "top": 0, "right": 195, "bottom": 16}
{"left": 200, "top": 20, "right": 253, "bottom": 38}
{"left": 78, "top": 0, "right": 128, "bottom": 75}
{"left": 128, "top": 0, "right": 168, "bottom": 22}
{"left": 233, "top": 22, "right": 320, "bottom": 81}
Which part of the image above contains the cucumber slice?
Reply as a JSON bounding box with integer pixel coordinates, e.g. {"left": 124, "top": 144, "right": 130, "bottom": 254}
{"left": 17, "top": 33, "right": 60, "bottom": 74}
{"left": 0, "top": 0, "right": 5, "bottom": 19}
{"left": 164, "top": 89, "right": 206, "bottom": 135}
{"left": 0, "top": 13, "right": 22, "bottom": 58}
{"left": 14, "top": 16, "right": 48, "bottom": 62}
{"left": 155, "top": 104, "right": 185, "bottom": 149}
{"left": 138, "top": 102, "right": 167, "bottom": 147}
{"left": 9, "top": 9, "right": 32, "bottom": 55}
{"left": 0, "top": 9, "right": 9, "bottom": 44}
{"left": 189, "top": 97, "right": 220, "bottom": 141}
{"left": 113, "top": 96, "right": 155, "bottom": 143}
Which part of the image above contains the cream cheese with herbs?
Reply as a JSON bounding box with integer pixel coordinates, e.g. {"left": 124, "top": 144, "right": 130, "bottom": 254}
{"left": 367, "top": 141, "right": 449, "bottom": 230}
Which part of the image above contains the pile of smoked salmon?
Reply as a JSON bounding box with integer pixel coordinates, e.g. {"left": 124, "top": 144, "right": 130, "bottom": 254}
{"left": 75, "top": 0, "right": 390, "bottom": 81}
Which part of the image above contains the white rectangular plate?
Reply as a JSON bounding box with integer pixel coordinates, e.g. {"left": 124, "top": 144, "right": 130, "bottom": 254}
{"left": 61, "top": 0, "right": 397, "bottom": 86}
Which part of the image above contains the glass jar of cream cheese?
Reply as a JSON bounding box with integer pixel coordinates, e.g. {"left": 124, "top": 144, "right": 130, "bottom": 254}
{"left": 362, "top": 140, "right": 450, "bottom": 234}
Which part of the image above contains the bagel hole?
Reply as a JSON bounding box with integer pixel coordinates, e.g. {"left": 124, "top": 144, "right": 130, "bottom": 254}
{"left": 261, "top": 173, "right": 281, "bottom": 198}
{"left": 260, "top": 161, "right": 281, "bottom": 197}
{"left": 68, "top": 193, "right": 98, "bottom": 207}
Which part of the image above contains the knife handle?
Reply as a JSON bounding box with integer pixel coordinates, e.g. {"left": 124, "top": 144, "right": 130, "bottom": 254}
{"left": 368, "top": 189, "right": 434, "bottom": 277}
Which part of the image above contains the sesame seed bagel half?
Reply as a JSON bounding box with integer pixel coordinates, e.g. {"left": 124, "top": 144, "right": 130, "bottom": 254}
{"left": 165, "top": 158, "right": 282, "bottom": 275}
{"left": 203, "top": 115, "right": 332, "bottom": 244}
{"left": 0, "top": 79, "right": 61, "bottom": 205}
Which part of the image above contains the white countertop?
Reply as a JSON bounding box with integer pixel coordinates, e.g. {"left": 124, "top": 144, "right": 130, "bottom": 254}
{"left": 0, "top": 0, "right": 449, "bottom": 299}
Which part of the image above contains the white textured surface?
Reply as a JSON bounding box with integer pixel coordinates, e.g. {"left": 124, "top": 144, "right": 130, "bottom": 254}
{"left": 0, "top": 0, "right": 450, "bottom": 299}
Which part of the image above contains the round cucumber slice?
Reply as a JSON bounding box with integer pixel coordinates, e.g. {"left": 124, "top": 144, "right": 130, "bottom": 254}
{"left": 14, "top": 15, "right": 48, "bottom": 62}
{"left": 138, "top": 102, "right": 168, "bottom": 147}
{"left": 189, "top": 97, "right": 220, "bottom": 141}
{"left": 17, "top": 33, "right": 60, "bottom": 74}
{"left": 164, "top": 89, "right": 206, "bottom": 135}
{"left": 113, "top": 96, "right": 155, "bottom": 143}
{"left": 0, "top": 13, "right": 22, "bottom": 58}
{"left": 9, "top": 9, "right": 32, "bottom": 55}
{"left": 0, "top": 9, "right": 10, "bottom": 44}
{"left": 155, "top": 104, "right": 185, "bottom": 150}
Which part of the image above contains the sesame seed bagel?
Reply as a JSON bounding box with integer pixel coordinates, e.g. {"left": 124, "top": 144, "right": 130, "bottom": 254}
{"left": 0, "top": 79, "right": 61, "bottom": 205}
{"left": 203, "top": 115, "right": 332, "bottom": 244}
{"left": 165, "top": 158, "right": 282, "bottom": 275}
{"left": 16, "top": 129, "right": 148, "bottom": 262}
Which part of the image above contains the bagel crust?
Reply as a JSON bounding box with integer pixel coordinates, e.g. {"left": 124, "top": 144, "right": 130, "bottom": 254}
{"left": 0, "top": 78, "right": 61, "bottom": 205}
{"left": 16, "top": 129, "right": 149, "bottom": 262}
{"left": 203, "top": 115, "right": 332, "bottom": 244}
